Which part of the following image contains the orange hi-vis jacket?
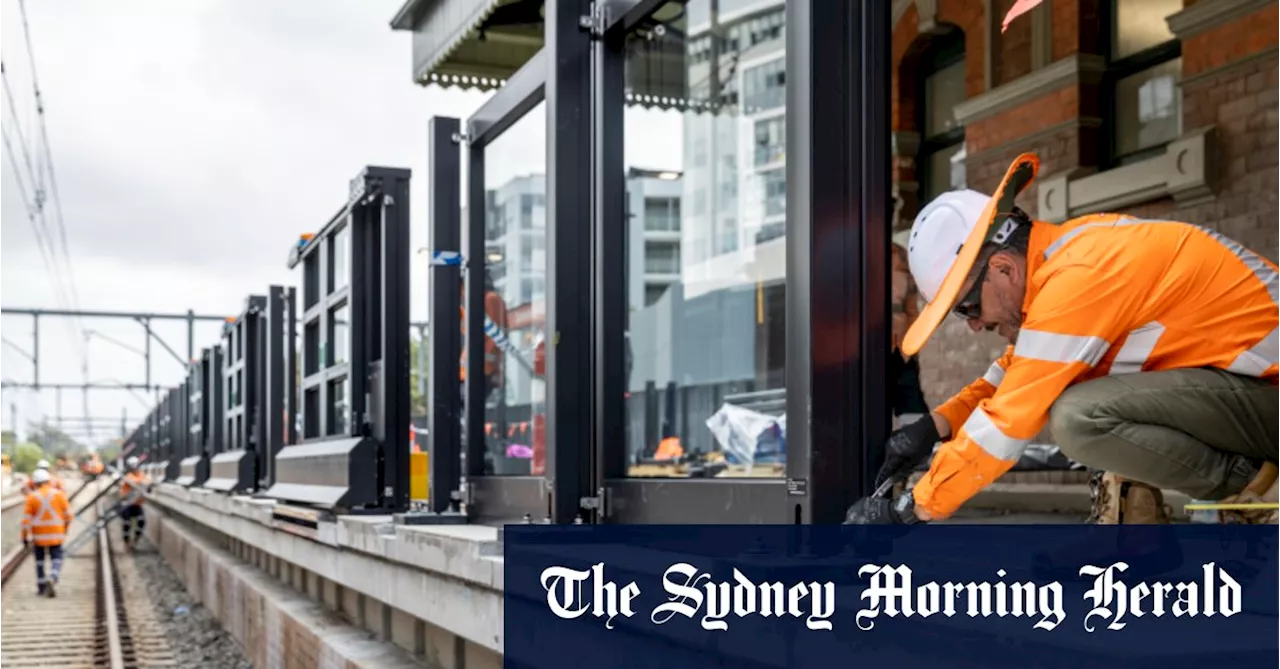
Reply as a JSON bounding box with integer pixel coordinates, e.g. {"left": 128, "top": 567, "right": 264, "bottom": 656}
{"left": 22, "top": 475, "right": 64, "bottom": 495}
{"left": 914, "top": 214, "right": 1279, "bottom": 518}
{"left": 21, "top": 483, "right": 71, "bottom": 547}
{"left": 120, "top": 471, "right": 151, "bottom": 507}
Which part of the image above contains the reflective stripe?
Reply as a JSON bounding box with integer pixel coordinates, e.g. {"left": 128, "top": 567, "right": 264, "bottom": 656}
{"left": 1015, "top": 329, "right": 1110, "bottom": 366}
{"left": 1044, "top": 217, "right": 1279, "bottom": 374}
{"left": 982, "top": 361, "right": 1006, "bottom": 387}
{"left": 1108, "top": 321, "right": 1165, "bottom": 376}
{"left": 961, "top": 407, "right": 1031, "bottom": 461}
{"left": 30, "top": 489, "right": 62, "bottom": 529}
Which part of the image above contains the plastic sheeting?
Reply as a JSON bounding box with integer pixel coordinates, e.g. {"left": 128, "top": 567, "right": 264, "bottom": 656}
{"left": 705, "top": 403, "right": 785, "bottom": 472}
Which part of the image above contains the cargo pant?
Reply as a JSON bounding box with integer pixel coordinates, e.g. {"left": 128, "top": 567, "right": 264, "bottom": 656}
{"left": 1049, "top": 368, "right": 1279, "bottom": 500}
{"left": 120, "top": 504, "right": 145, "bottom": 544}
{"left": 33, "top": 545, "right": 64, "bottom": 587}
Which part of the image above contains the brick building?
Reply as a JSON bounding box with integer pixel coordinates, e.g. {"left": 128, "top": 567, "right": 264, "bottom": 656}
{"left": 891, "top": 0, "right": 1279, "bottom": 414}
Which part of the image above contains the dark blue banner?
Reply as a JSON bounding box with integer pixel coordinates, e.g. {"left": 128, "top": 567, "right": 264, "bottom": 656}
{"left": 504, "top": 525, "right": 1278, "bottom": 668}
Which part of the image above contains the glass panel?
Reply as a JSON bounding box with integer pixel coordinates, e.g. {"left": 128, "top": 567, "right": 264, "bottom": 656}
{"left": 623, "top": 0, "right": 786, "bottom": 478}
{"left": 304, "top": 321, "right": 320, "bottom": 375}
{"left": 303, "top": 388, "right": 320, "bottom": 438}
{"left": 1113, "top": 0, "right": 1180, "bottom": 60}
{"left": 479, "top": 102, "right": 547, "bottom": 476}
{"left": 1115, "top": 58, "right": 1181, "bottom": 160}
{"left": 303, "top": 254, "right": 320, "bottom": 308}
{"left": 924, "top": 60, "right": 964, "bottom": 139}
{"left": 329, "top": 377, "right": 349, "bottom": 436}
{"left": 331, "top": 224, "right": 350, "bottom": 293}
{"left": 330, "top": 304, "right": 350, "bottom": 367}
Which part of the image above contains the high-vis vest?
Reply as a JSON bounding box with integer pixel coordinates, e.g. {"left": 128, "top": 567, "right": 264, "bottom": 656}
{"left": 915, "top": 214, "right": 1279, "bottom": 518}
{"left": 120, "top": 471, "right": 150, "bottom": 506}
{"left": 20, "top": 484, "right": 71, "bottom": 547}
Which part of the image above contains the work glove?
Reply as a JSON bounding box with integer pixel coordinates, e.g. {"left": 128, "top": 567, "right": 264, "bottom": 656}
{"left": 874, "top": 414, "right": 942, "bottom": 490}
{"left": 22, "top": 538, "right": 30, "bottom": 549}
{"left": 843, "top": 492, "right": 924, "bottom": 525}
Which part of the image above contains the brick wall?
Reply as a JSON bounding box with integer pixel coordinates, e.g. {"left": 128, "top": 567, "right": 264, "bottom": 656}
{"left": 893, "top": 0, "right": 1279, "bottom": 419}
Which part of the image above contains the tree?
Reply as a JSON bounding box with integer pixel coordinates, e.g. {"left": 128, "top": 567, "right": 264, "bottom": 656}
{"left": 409, "top": 335, "right": 427, "bottom": 418}
{"left": 27, "top": 425, "right": 85, "bottom": 458}
{"left": 12, "top": 442, "right": 46, "bottom": 474}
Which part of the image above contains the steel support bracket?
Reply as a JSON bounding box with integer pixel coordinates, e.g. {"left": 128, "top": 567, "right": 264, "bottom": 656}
{"left": 579, "top": 3, "right": 608, "bottom": 37}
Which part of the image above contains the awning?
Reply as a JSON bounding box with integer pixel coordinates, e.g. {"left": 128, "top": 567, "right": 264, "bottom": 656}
{"left": 390, "top": 0, "right": 699, "bottom": 112}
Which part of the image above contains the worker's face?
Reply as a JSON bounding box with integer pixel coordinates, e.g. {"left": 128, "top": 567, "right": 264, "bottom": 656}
{"left": 958, "top": 250, "right": 1027, "bottom": 344}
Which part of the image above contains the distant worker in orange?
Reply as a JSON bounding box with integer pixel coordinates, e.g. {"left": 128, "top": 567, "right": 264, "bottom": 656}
{"left": 20, "top": 468, "right": 72, "bottom": 597}
{"left": 119, "top": 457, "right": 152, "bottom": 550}
{"left": 22, "top": 460, "right": 65, "bottom": 495}
{"left": 847, "top": 153, "right": 1278, "bottom": 526}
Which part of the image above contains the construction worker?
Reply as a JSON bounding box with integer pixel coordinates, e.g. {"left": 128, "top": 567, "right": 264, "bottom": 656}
{"left": 845, "top": 153, "right": 1278, "bottom": 525}
{"left": 118, "top": 456, "right": 152, "bottom": 549}
{"left": 22, "top": 460, "right": 65, "bottom": 495}
{"left": 20, "top": 468, "right": 71, "bottom": 597}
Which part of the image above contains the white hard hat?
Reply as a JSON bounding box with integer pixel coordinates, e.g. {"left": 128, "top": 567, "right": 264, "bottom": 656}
{"left": 905, "top": 189, "right": 991, "bottom": 305}
{"left": 36, "top": 459, "right": 50, "bottom": 470}
{"left": 125, "top": 456, "right": 140, "bottom": 469}
{"left": 31, "top": 469, "right": 51, "bottom": 484}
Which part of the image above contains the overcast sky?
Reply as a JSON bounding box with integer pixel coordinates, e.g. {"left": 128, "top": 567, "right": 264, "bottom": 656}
{"left": 1, "top": 0, "right": 680, "bottom": 446}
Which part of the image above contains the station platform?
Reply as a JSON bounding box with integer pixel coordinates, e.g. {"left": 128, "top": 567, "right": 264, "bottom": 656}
{"left": 138, "top": 472, "right": 1195, "bottom": 667}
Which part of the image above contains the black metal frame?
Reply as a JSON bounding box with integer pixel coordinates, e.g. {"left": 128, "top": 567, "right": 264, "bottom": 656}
{"left": 206, "top": 295, "right": 266, "bottom": 493}
{"left": 426, "top": 116, "right": 464, "bottom": 514}
{"left": 261, "top": 285, "right": 298, "bottom": 489}
{"left": 784, "top": 0, "right": 891, "bottom": 522}
{"left": 177, "top": 346, "right": 223, "bottom": 487}
{"left": 459, "top": 31, "right": 554, "bottom": 525}
{"left": 267, "top": 166, "right": 412, "bottom": 513}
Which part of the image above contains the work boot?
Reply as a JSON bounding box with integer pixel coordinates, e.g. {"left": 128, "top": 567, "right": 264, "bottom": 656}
{"left": 37, "top": 582, "right": 47, "bottom": 596}
{"left": 1034, "top": 472, "right": 1177, "bottom": 579}
{"left": 1087, "top": 471, "right": 1171, "bottom": 525}
{"left": 1217, "top": 462, "right": 1278, "bottom": 525}
{"left": 45, "top": 581, "right": 55, "bottom": 598}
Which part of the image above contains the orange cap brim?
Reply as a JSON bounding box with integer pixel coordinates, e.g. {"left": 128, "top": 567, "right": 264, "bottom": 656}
{"left": 901, "top": 153, "right": 1040, "bottom": 357}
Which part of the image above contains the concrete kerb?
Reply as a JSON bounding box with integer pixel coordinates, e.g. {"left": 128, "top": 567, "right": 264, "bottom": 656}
{"left": 148, "top": 483, "right": 505, "bottom": 654}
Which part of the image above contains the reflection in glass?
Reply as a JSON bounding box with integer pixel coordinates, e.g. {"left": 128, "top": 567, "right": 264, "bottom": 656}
{"left": 329, "top": 378, "right": 349, "bottom": 435}
{"left": 623, "top": 0, "right": 787, "bottom": 478}
{"left": 479, "top": 103, "right": 547, "bottom": 476}
{"left": 1115, "top": 59, "right": 1181, "bottom": 161}
{"left": 1113, "top": 0, "right": 1180, "bottom": 60}
{"left": 331, "top": 304, "right": 350, "bottom": 367}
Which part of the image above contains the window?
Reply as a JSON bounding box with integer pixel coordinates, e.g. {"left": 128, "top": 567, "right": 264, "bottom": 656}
{"left": 644, "top": 285, "right": 668, "bottom": 306}
{"left": 742, "top": 58, "right": 785, "bottom": 114}
{"left": 1106, "top": 0, "right": 1182, "bottom": 166}
{"left": 917, "top": 29, "right": 966, "bottom": 202}
{"left": 644, "top": 243, "right": 680, "bottom": 274}
{"left": 754, "top": 116, "right": 785, "bottom": 166}
{"left": 761, "top": 168, "right": 786, "bottom": 218}
{"left": 644, "top": 197, "right": 680, "bottom": 231}
{"left": 330, "top": 304, "right": 349, "bottom": 367}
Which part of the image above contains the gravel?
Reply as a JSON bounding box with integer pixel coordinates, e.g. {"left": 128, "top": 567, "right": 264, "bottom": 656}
{"left": 128, "top": 543, "right": 254, "bottom": 669}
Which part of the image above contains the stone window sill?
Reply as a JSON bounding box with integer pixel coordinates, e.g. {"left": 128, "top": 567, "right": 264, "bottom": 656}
{"left": 1036, "top": 126, "right": 1219, "bottom": 222}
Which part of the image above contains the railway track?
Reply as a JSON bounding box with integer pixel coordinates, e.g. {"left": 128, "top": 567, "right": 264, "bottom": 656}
{"left": 0, "top": 482, "right": 177, "bottom": 668}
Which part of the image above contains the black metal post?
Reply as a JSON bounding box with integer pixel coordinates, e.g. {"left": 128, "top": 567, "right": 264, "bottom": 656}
{"left": 785, "top": 0, "right": 891, "bottom": 523}
{"left": 464, "top": 144, "right": 486, "bottom": 482}
{"left": 544, "top": 0, "right": 594, "bottom": 524}
{"left": 427, "top": 116, "right": 463, "bottom": 514}
{"left": 262, "top": 285, "right": 295, "bottom": 489}
{"left": 376, "top": 167, "right": 413, "bottom": 513}
{"left": 592, "top": 5, "right": 628, "bottom": 514}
